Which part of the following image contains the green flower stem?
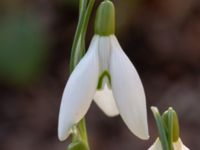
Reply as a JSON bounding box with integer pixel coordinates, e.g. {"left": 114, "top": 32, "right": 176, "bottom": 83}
{"left": 68, "top": 0, "right": 95, "bottom": 149}
{"left": 78, "top": 118, "right": 90, "bottom": 148}
{"left": 69, "top": 0, "right": 95, "bottom": 72}
{"left": 79, "top": 0, "right": 88, "bottom": 16}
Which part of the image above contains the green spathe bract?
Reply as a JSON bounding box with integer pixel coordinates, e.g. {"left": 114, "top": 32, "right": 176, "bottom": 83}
{"left": 151, "top": 107, "right": 181, "bottom": 150}
{"left": 162, "top": 108, "right": 180, "bottom": 142}
{"left": 151, "top": 107, "right": 170, "bottom": 150}
{"left": 94, "top": 0, "right": 115, "bottom": 35}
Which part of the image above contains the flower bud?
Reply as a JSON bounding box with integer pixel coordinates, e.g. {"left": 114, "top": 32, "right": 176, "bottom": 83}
{"left": 162, "top": 107, "right": 180, "bottom": 142}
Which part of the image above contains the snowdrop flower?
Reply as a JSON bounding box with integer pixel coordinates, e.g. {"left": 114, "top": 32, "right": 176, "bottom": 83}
{"left": 58, "top": 0, "right": 149, "bottom": 141}
{"left": 149, "top": 107, "right": 189, "bottom": 150}
{"left": 148, "top": 138, "right": 189, "bottom": 150}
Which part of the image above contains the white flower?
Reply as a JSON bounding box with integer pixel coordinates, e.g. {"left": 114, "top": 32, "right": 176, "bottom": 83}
{"left": 148, "top": 138, "right": 189, "bottom": 150}
{"left": 58, "top": 34, "right": 149, "bottom": 141}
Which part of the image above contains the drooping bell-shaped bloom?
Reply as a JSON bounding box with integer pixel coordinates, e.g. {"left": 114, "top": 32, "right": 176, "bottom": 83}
{"left": 148, "top": 138, "right": 189, "bottom": 150}
{"left": 58, "top": 0, "right": 149, "bottom": 141}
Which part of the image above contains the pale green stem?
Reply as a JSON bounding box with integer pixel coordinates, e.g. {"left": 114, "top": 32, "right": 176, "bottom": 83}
{"left": 79, "top": 0, "right": 88, "bottom": 16}
{"left": 69, "top": 0, "right": 95, "bottom": 149}
{"left": 69, "top": 0, "right": 95, "bottom": 72}
{"left": 78, "top": 118, "right": 90, "bottom": 148}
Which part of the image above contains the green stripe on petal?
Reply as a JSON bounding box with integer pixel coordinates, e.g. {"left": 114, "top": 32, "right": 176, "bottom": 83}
{"left": 97, "top": 70, "right": 111, "bottom": 89}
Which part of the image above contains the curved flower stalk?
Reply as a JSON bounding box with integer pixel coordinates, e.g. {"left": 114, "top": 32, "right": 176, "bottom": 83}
{"left": 58, "top": 0, "right": 149, "bottom": 141}
{"left": 149, "top": 107, "right": 189, "bottom": 150}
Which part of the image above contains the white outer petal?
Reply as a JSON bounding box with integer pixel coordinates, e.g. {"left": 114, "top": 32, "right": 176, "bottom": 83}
{"left": 94, "top": 84, "right": 119, "bottom": 117}
{"left": 98, "top": 36, "right": 111, "bottom": 71}
{"left": 173, "top": 138, "right": 190, "bottom": 150}
{"left": 148, "top": 139, "right": 162, "bottom": 150}
{"left": 58, "top": 36, "right": 99, "bottom": 141}
{"left": 148, "top": 138, "right": 190, "bottom": 150}
{"left": 109, "top": 35, "right": 149, "bottom": 140}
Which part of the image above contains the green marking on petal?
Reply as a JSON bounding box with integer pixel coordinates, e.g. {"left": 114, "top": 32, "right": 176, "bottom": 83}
{"left": 97, "top": 70, "right": 111, "bottom": 90}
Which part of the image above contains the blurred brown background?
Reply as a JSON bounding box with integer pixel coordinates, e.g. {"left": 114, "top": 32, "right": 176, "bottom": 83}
{"left": 0, "top": 0, "right": 200, "bottom": 149}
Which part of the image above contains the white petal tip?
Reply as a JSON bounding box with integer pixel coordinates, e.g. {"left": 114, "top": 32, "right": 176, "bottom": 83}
{"left": 58, "top": 118, "right": 72, "bottom": 141}
{"left": 137, "top": 126, "right": 150, "bottom": 140}
{"left": 106, "top": 112, "right": 119, "bottom": 117}
{"left": 134, "top": 128, "right": 149, "bottom": 140}
{"left": 58, "top": 133, "right": 67, "bottom": 142}
{"left": 94, "top": 84, "right": 119, "bottom": 117}
{"left": 99, "top": 107, "right": 119, "bottom": 117}
{"left": 110, "top": 35, "right": 149, "bottom": 141}
{"left": 58, "top": 126, "right": 71, "bottom": 141}
{"left": 57, "top": 35, "right": 99, "bottom": 142}
{"left": 58, "top": 135, "right": 67, "bottom": 142}
{"left": 140, "top": 134, "right": 150, "bottom": 140}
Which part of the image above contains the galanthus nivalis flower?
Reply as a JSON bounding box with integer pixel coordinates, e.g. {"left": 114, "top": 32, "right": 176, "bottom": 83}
{"left": 148, "top": 138, "right": 189, "bottom": 150}
{"left": 149, "top": 107, "right": 190, "bottom": 150}
{"left": 58, "top": 0, "right": 149, "bottom": 141}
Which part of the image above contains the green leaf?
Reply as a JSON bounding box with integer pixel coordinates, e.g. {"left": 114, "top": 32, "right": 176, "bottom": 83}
{"left": 151, "top": 106, "right": 170, "bottom": 150}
